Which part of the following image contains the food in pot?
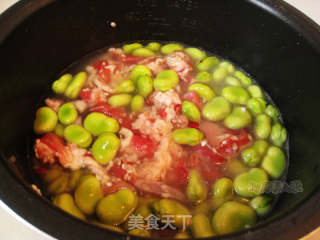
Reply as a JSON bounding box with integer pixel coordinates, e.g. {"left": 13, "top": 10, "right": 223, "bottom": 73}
{"left": 33, "top": 42, "right": 287, "bottom": 238}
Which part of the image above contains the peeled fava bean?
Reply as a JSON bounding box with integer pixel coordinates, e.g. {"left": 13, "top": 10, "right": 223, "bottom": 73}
{"left": 115, "top": 80, "right": 135, "bottom": 93}
{"left": 241, "top": 147, "right": 261, "bottom": 167}
{"left": 123, "top": 43, "right": 143, "bottom": 54}
{"left": 96, "top": 189, "right": 138, "bottom": 225}
{"left": 212, "top": 67, "right": 228, "bottom": 83}
{"left": 64, "top": 125, "right": 92, "bottom": 148}
{"left": 34, "top": 107, "right": 58, "bottom": 134}
{"left": 64, "top": 72, "right": 87, "bottom": 99}
{"left": 213, "top": 178, "right": 233, "bottom": 199}
{"left": 255, "top": 114, "right": 272, "bottom": 139}
{"left": 188, "top": 83, "right": 215, "bottom": 102}
{"left": 67, "top": 169, "right": 84, "bottom": 191}
{"left": 92, "top": 133, "right": 120, "bottom": 164}
{"left": 248, "top": 85, "right": 264, "bottom": 98}
{"left": 108, "top": 94, "right": 132, "bottom": 107}
{"left": 250, "top": 195, "right": 273, "bottom": 217}
{"left": 225, "top": 76, "right": 241, "bottom": 86}
{"left": 182, "top": 101, "right": 201, "bottom": 123}
{"left": 53, "top": 193, "right": 86, "bottom": 220}
{"left": 154, "top": 70, "right": 179, "bottom": 92}
{"left": 234, "top": 71, "right": 252, "bottom": 87}
{"left": 191, "top": 214, "right": 215, "bottom": 238}
{"left": 172, "top": 128, "right": 204, "bottom": 146}
{"left": 54, "top": 123, "right": 65, "bottom": 138}
{"left": 145, "top": 42, "right": 161, "bottom": 52}
{"left": 47, "top": 173, "right": 69, "bottom": 196}
{"left": 132, "top": 48, "right": 156, "bottom": 58}
{"left": 130, "top": 65, "right": 152, "bottom": 84}
{"left": 129, "top": 229, "right": 151, "bottom": 237}
{"left": 261, "top": 146, "right": 286, "bottom": 179}
{"left": 160, "top": 43, "right": 184, "bottom": 55}
{"left": 196, "top": 56, "right": 219, "bottom": 72}
{"left": 152, "top": 199, "right": 191, "bottom": 229}
{"left": 43, "top": 165, "right": 63, "bottom": 184}
{"left": 212, "top": 201, "right": 256, "bottom": 234}
{"left": 187, "top": 170, "right": 207, "bottom": 203}
{"left": 74, "top": 175, "right": 103, "bottom": 215}
{"left": 52, "top": 74, "right": 73, "bottom": 95}
{"left": 270, "top": 122, "right": 287, "bottom": 147}
{"left": 58, "top": 103, "right": 78, "bottom": 125}
{"left": 136, "top": 75, "right": 153, "bottom": 97}
{"left": 185, "top": 47, "right": 207, "bottom": 63}
{"left": 202, "top": 96, "right": 231, "bottom": 121}
{"left": 222, "top": 86, "right": 250, "bottom": 105}
{"left": 131, "top": 95, "right": 145, "bottom": 113}
{"left": 219, "top": 61, "right": 235, "bottom": 74}
{"left": 84, "top": 112, "right": 119, "bottom": 136}
{"left": 224, "top": 107, "right": 252, "bottom": 130}
{"left": 196, "top": 71, "right": 211, "bottom": 83}
{"left": 247, "top": 98, "right": 266, "bottom": 115}
{"left": 234, "top": 168, "right": 268, "bottom": 198}
{"left": 265, "top": 104, "right": 279, "bottom": 122}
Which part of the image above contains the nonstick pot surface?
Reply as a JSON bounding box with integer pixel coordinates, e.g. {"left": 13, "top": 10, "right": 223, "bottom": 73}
{"left": 0, "top": 0, "right": 319, "bottom": 239}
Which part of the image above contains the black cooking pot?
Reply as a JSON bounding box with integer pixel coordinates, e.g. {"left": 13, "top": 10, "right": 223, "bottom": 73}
{"left": 0, "top": 0, "right": 319, "bottom": 239}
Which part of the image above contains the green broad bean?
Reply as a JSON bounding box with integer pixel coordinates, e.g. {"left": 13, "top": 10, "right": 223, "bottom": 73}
{"left": 212, "top": 67, "right": 228, "bottom": 83}
{"left": 188, "top": 83, "right": 215, "bottom": 102}
{"left": 247, "top": 98, "right": 267, "bottom": 115}
{"left": 123, "top": 43, "right": 143, "bottom": 54}
{"left": 52, "top": 74, "right": 73, "bottom": 95}
{"left": 43, "top": 165, "right": 63, "bottom": 184}
{"left": 222, "top": 86, "right": 250, "bottom": 105}
{"left": 132, "top": 48, "right": 156, "bottom": 58}
{"left": 131, "top": 95, "right": 145, "bottom": 113}
{"left": 34, "top": 107, "right": 58, "bottom": 134}
{"left": 219, "top": 61, "right": 235, "bottom": 73}
{"left": 130, "top": 65, "right": 152, "bottom": 84}
{"left": 152, "top": 199, "right": 191, "bottom": 229}
{"left": 54, "top": 123, "right": 64, "bottom": 137}
{"left": 115, "top": 80, "right": 135, "bottom": 93}
{"left": 136, "top": 75, "right": 153, "bottom": 97}
{"left": 234, "top": 71, "right": 252, "bottom": 87}
{"left": 241, "top": 148, "right": 261, "bottom": 167}
{"left": 74, "top": 175, "right": 103, "bottom": 215}
{"left": 182, "top": 101, "right": 201, "bottom": 123}
{"left": 84, "top": 112, "right": 119, "bottom": 136}
{"left": 64, "top": 72, "right": 87, "bottom": 99}
{"left": 129, "top": 229, "right": 151, "bottom": 237}
{"left": 64, "top": 125, "right": 92, "bottom": 148}
{"left": 265, "top": 104, "right": 279, "bottom": 122}
{"left": 191, "top": 214, "right": 215, "bottom": 238}
{"left": 195, "top": 71, "right": 211, "bottom": 83}
{"left": 53, "top": 193, "right": 86, "bottom": 220}
{"left": 67, "top": 169, "right": 83, "bottom": 191}
{"left": 47, "top": 173, "right": 69, "bottom": 196}
{"left": 91, "top": 133, "right": 120, "bottom": 164}
{"left": 96, "top": 189, "right": 138, "bottom": 225}
{"left": 253, "top": 140, "right": 269, "bottom": 156}
{"left": 160, "top": 43, "right": 184, "bottom": 54}
{"left": 196, "top": 56, "right": 220, "bottom": 72}
{"left": 145, "top": 42, "right": 161, "bottom": 52}
{"left": 154, "top": 70, "right": 179, "bottom": 92}
{"left": 174, "top": 232, "right": 191, "bottom": 239}
{"left": 225, "top": 159, "right": 249, "bottom": 178}
{"left": 234, "top": 168, "right": 268, "bottom": 198}
{"left": 172, "top": 128, "right": 204, "bottom": 146}
{"left": 261, "top": 146, "right": 286, "bottom": 179}
{"left": 270, "top": 122, "right": 287, "bottom": 147}
{"left": 187, "top": 170, "right": 207, "bottom": 203}
{"left": 185, "top": 47, "right": 207, "bottom": 62}
{"left": 58, "top": 103, "right": 78, "bottom": 125}
{"left": 250, "top": 195, "right": 273, "bottom": 217}
{"left": 255, "top": 114, "right": 272, "bottom": 139}
{"left": 202, "top": 96, "right": 231, "bottom": 121}
{"left": 108, "top": 94, "right": 132, "bottom": 107}
{"left": 212, "top": 201, "right": 256, "bottom": 234}
{"left": 225, "top": 76, "right": 241, "bottom": 86}
{"left": 224, "top": 107, "right": 252, "bottom": 129}
{"left": 248, "top": 85, "right": 264, "bottom": 98}
{"left": 213, "top": 178, "right": 233, "bottom": 199}
{"left": 134, "top": 204, "right": 152, "bottom": 219}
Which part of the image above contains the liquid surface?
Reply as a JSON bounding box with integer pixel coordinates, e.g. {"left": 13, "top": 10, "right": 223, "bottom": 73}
{"left": 32, "top": 41, "right": 288, "bottom": 238}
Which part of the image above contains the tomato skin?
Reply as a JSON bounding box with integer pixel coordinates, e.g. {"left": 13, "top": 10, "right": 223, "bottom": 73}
{"left": 35, "top": 166, "right": 48, "bottom": 175}
{"left": 90, "top": 102, "right": 124, "bottom": 120}
{"left": 157, "top": 108, "right": 167, "bottom": 119}
{"left": 121, "top": 55, "right": 144, "bottom": 65}
{"left": 41, "top": 133, "right": 65, "bottom": 153}
{"left": 79, "top": 88, "right": 92, "bottom": 102}
{"left": 191, "top": 145, "right": 227, "bottom": 166}
{"left": 131, "top": 135, "right": 155, "bottom": 158}
{"left": 183, "top": 91, "right": 202, "bottom": 109}
{"left": 109, "top": 165, "right": 127, "bottom": 179}
{"left": 188, "top": 122, "right": 199, "bottom": 129}
{"left": 93, "top": 60, "right": 111, "bottom": 83}
{"left": 174, "top": 104, "right": 182, "bottom": 114}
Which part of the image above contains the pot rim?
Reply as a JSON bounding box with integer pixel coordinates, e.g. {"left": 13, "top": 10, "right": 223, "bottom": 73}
{"left": 0, "top": 0, "right": 319, "bottom": 239}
